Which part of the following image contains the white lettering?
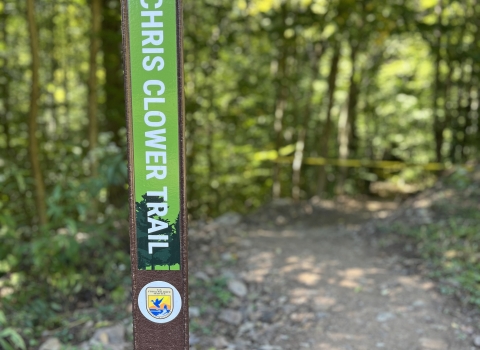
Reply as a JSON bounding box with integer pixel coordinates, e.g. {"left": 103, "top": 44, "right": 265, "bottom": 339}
{"left": 144, "top": 111, "right": 166, "bottom": 127}
{"left": 146, "top": 166, "right": 167, "bottom": 180}
{"left": 141, "top": 11, "right": 164, "bottom": 28}
{"left": 148, "top": 242, "right": 168, "bottom": 254}
{"left": 147, "top": 202, "right": 168, "bottom": 217}
{"left": 144, "top": 97, "right": 165, "bottom": 110}
{"left": 148, "top": 217, "right": 168, "bottom": 233}
{"left": 145, "top": 129, "right": 166, "bottom": 149}
{"left": 140, "top": 0, "right": 163, "bottom": 9}
{"left": 143, "top": 80, "right": 165, "bottom": 96}
{"left": 142, "top": 31, "right": 164, "bottom": 46}
{"left": 146, "top": 151, "right": 167, "bottom": 164}
{"left": 140, "top": 0, "right": 170, "bottom": 256}
{"left": 142, "top": 48, "right": 164, "bottom": 54}
{"left": 143, "top": 56, "right": 165, "bottom": 71}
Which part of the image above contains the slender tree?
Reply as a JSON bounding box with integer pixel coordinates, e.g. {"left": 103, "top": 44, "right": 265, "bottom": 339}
{"left": 317, "top": 42, "right": 341, "bottom": 196}
{"left": 88, "top": 0, "right": 101, "bottom": 178}
{"left": 292, "top": 42, "right": 324, "bottom": 200}
{"left": 27, "top": 0, "right": 48, "bottom": 225}
{"left": 337, "top": 40, "right": 359, "bottom": 194}
{"left": 0, "top": 0, "right": 11, "bottom": 154}
{"left": 102, "top": 0, "right": 124, "bottom": 146}
{"left": 432, "top": 0, "right": 444, "bottom": 163}
{"left": 272, "top": 1, "right": 289, "bottom": 199}
{"left": 102, "top": 0, "right": 127, "bottom": 207}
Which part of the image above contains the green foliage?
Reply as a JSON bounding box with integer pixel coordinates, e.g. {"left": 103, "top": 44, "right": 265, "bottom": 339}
{"left": 0, "top": 311, "right": 26, "bottom": 350}
{"left": 191, "top": 275, "right": 233, "bottom": 310}
{"left": 389, "top": 167, "right": 480, "bottom": 307}
{"left": 444, "top": 167, "right": 471, "bottom": 190}
{"left": 400, "top": 216, "right": 480, "bottom": 306}
{"left": 0, "top": 172, "right": 130, "bottom": 337}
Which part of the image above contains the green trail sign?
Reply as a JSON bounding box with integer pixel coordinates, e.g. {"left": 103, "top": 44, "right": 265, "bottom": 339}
{"left": 121, "top": 0, "right": 188, "bottom": 348}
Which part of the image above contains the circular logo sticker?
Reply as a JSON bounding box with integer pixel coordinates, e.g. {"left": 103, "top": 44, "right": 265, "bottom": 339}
{"left": 138, "top": 281, "right": 182, "bottom": 323}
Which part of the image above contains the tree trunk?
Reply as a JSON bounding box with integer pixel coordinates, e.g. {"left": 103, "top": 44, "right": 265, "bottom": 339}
{"left": 89, "top": 0, "right": 101, "bottom": 176}
{"left": 63, "top": 2, "right": 70, "bottom": 127}
{"left": 317, "top": 43, "right": 341, "bottom": 196}
{"left": 102, "top": 0, "right": 127, "bottom": 207}
{"left": 272, "top": 1, "right": 288, "bottom": 199}
{"left": 206, "top": 119, "right": 218, "bottom": 216}
{"left": 337, "top": 43, "right": 359, "bottom": 194}
{"left": 449, "top": 62, "right": 466, "bottom": 163}
{"left": 432, "top": 1, "right": 444, "bottom": 163}
{"left": 102, "top": 0, "right": 124, "bottom": 146}
{"left": 48, "top": 2, "right": 58, "bottom": 136}
{"left": 292, "top": 42, "right": 324, "bottom": 201}
{"left": 27, "top": 0, "right": 48, "bottom": 226}
{"left": 460, "top": 3, "right": 479, "bottom": 161}
{"left": 461, "top": 83, "right": 474, "bottom": 161}
{"left": 184, "top": 0, "right": 198, "bottom": 213}
{"left": 0, "top": 2, "right": 11, "bottom": 154}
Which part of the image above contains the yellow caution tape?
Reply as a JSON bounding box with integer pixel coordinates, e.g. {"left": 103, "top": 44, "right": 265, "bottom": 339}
{"left": 254, "top": 144, "right": 297, "bottom": 161}
{"left": 252, "top": 145, "right": 476, "bottom": 171}
{"left": 271, "top": 156, "right": 447, "bottom": 170}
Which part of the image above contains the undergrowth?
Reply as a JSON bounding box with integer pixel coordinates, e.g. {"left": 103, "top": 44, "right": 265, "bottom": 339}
{"left": 0, "top": 208, "right": 131, "bottom": 347}
{"left": 391, "top": 167, "right": 480, "bottom": 308}
{"left": 401, "top": 216, "right": 480, "bottom": 306}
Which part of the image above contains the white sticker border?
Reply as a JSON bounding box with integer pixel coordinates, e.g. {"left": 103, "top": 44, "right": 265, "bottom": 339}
{"left": 138, "top": 281, "right": 182, "bottom": 323}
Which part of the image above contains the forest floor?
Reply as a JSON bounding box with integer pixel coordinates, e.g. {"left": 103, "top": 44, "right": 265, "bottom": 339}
{"left": 187, "top": 188, "right": 480, "bottom": 349}
{"left": 39, "top": 168, "right": 480, "bottom": 350}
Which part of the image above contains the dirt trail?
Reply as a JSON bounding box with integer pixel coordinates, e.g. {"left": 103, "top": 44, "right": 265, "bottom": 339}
{"left": 189, "top": 199, "right": 476, "bottom": 350}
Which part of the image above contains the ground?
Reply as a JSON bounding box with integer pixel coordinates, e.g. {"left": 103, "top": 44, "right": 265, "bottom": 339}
{"left": 188, "top": 197, "right": 479, "bottom": 350}
{"left": 39, "top": 185, "right": 480, "bottom": 349}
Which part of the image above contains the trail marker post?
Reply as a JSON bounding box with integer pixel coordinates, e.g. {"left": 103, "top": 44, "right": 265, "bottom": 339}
{"left": 121, "top": 0, "right": 188, "bottom": 348}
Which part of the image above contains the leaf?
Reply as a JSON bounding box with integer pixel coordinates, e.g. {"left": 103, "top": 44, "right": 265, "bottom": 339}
{"left": 0, "top": 338, "right": 14, "bottom": 350}
{"left": 0, "top": 311, "right": 6, "bottom": 325}
{"left": 50, "top": 302, "right": 63, "bottom": 312}
{"left": 6, "top": 331, "right": 26, "bottom": 350}
{"left": 0, "top": 328, "right": 25, "bottom": 350}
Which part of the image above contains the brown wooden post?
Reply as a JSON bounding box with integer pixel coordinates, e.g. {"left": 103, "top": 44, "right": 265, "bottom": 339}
{"left": 121, "top": 0, "right": 188, "bottom": 348}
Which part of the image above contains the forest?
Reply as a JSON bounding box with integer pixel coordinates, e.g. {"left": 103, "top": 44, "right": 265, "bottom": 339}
{"left": 1, "top": 0, "right": 480, "bottom": 347}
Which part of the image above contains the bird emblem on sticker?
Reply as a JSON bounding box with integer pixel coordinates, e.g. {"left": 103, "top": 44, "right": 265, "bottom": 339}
{"left": 147, "top": 287, "right": 173, "bottom": 319}
{"left": 138, "top": 281, "right": 182, "bottom": 323}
